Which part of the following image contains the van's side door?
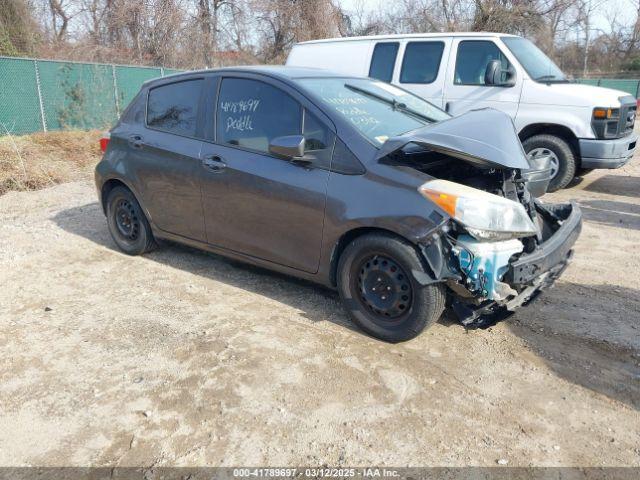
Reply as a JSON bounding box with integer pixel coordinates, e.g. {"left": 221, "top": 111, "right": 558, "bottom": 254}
{"left": 392, "top": 38, "right": 451, "bottom": 109}
{"left": 443, "top": 38, "right": 523, "bottom": 118}
{"left": 199, "top": 74, "right": 333, "bottom": 274}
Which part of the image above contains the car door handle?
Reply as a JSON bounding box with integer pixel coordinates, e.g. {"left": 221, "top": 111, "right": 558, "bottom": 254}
{"left": 202, "top": 155, "right": 227, "bottom": 172}
{"left": 128, "top": 134, "right": 144, "bottom": 149}
{"left": 445, "top": 102, "right": 451, "bottom": 113}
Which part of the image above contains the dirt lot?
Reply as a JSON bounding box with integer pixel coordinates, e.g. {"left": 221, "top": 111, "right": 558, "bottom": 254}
{"left": 1, "top": 152, "right": 639, "bottom": 467}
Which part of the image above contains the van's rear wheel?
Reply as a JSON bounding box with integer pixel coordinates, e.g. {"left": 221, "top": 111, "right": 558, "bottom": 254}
{"left": 523, "top": 134, "right": 576, "bottom": 192}
{"left": 337, "top": 233, "right": 445, "bottom": 343}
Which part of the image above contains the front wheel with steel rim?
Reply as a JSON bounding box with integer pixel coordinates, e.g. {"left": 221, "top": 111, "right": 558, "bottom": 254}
{"left": 523, "top": 134, "right": 576, "bottom": 192}
{"left": 106, "top": 186, "right": 156, "bottom": 255}
{"left": 337, "top": 233, "right": 445, "bottom": 343}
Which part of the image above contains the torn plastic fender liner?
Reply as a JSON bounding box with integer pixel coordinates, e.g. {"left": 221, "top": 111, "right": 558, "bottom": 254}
{"left": 375, "top": 108, "right": 531, "bottom": 170}
{"left": 412, "top": 228, "right": 461, "bottom": 286}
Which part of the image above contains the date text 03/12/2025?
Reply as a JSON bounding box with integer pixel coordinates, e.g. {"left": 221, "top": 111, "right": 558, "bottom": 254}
{"left": 232, "top": 468, "right": 401, "bottom": 478}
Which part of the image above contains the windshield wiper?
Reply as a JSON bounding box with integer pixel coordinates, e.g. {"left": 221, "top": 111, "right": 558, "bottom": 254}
{"left": 344, "top": 83, "right": 437, "bottom": 123}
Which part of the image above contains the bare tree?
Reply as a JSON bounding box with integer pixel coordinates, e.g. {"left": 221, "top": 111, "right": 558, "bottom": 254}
{"left": 4, "top": 0, "right": 638, "bottom": 77}
{"left": 47, "top": 0, "right": 81, "bottom": 42}
{"left": 0, "top": 0, "right": 41, "bottom": 55}
{"left": 574, "top": 0, "right": 605, "bottom": 75}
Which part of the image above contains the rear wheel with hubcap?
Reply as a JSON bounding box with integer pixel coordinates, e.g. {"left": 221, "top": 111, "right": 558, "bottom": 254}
{"left": 523, "top": 134, "right": 576, "bottom": 192}
{"left": 337, "top": 233, "right": 445, "bottom": 343}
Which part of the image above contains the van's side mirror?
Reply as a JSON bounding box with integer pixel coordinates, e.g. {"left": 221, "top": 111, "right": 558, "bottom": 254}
{"left": 485, "top": 60, "right": 516, "bottom": 87}
{"left": 269, "top": 135, "right": 306, "bottom": 160}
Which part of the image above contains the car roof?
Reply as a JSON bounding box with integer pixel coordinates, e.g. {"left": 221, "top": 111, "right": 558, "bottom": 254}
{"left": 297, "top": 32, "right": 518, "bottom": 45}
{"left": 143, "top": 65, "right": 346, "bottom": 88}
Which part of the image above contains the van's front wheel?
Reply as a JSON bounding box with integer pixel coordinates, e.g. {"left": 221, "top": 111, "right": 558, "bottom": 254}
{"left": 523, "top": 134, "right": 576, "bottom": 192}
{"left": 336, "top": 233, "right": 445, "bottom": 343}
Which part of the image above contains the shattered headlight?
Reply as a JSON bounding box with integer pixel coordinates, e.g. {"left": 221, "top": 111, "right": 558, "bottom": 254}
{"left": 418, "top": 179, "right": 538, "bottom": 241}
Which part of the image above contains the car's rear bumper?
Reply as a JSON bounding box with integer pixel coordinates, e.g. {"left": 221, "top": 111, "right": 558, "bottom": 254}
{"left": 579, "top": 134, "right": 637, "bottom": 169}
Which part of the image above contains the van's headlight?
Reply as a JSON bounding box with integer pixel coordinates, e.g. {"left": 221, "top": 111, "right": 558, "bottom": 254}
{"left": 418, "top": 180, "right": 538, "bottom": 241}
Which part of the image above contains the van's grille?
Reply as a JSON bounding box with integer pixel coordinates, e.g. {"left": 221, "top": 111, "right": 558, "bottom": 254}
{"left": 617, "top": 96, "right": 636, "bottom": 137}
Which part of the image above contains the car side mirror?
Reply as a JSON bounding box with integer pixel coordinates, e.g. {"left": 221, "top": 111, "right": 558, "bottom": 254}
{"left": 269, "top": 135, "right": 308, "bottom": 162}
{"left": 485, "top": 60, "right": 516, "bottom": 87}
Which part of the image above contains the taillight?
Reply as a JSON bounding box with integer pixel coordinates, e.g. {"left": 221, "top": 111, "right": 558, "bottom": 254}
{"left": 100, "top": 132, "right": 111, "bottom": 152}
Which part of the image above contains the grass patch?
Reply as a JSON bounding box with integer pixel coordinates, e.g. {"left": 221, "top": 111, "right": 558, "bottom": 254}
{"left": 0, "top": 130, "right": 102, "bottom": 195}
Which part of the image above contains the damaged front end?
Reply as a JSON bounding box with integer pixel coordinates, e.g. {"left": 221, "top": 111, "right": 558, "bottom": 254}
{"left": 379, "top": 109, "right": 582, "bottom": 327}
{"left": 443, "top": 200, "right": 581, "bottom": 327}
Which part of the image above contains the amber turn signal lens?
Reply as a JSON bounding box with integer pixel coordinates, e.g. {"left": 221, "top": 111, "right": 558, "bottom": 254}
{"left": 421, "top": 190, "right": 458, "bottom": 217}
{"left": 593, "top": 108, "right": 611, "bottom": 119}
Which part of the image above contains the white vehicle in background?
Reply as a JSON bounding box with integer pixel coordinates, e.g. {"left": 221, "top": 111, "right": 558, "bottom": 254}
{"left": 287, "top": 32, "right": 638, "bottom": 191}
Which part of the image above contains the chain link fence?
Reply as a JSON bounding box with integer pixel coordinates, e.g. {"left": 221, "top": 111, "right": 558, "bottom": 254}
{"left": 575, "top": 78, "right": 640, "bottom": 98}
{"left": 0, "top": 56, "right": 183, "bottom": 136}
{"left": 2, "top": 55, "right": 640, "bottom": 136}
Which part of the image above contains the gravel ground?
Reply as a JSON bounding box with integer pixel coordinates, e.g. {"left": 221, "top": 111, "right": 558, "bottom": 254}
{"left": 1, "top": 155, "right": 639, "bottom": 467}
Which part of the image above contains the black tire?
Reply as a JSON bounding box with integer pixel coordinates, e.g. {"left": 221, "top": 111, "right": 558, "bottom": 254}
{"left": 336, "top": 233, "right": 445, "bottom": 343}
{"left": 523, "top": 134, "right": 576, "bottom": 192}
{"left": 106, "top": 186, "right": 156, "bottom": 255}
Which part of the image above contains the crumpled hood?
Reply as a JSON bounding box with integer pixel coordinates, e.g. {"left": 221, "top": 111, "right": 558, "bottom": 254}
{"left": 375, "top": 108, "right": 532, "bottom": 170}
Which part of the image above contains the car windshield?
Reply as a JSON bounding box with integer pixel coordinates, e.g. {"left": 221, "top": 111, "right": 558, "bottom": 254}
{"left": 297, "top": 77, "right": 450, "bottom": 145}
{"left": 502, "top": 37, "right": 568, "bottom": 83}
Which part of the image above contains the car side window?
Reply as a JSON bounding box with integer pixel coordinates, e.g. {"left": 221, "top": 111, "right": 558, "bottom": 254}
{"left": 331, "top": 138, "right": 365, "bottom": 175}
{"left": 454, "top": 40, "right": 510, "bottom": 86}
{"left": 146, "top": 79, "right": 203, "bottom": 137}
{"left": 369, "top": 42, "right": 399, "bottom": 83}
{"left": 216, "top": 78, "right": 302, "bottom": 153}
{"left": 400, "top": 42, "right": 445, "bottom": 84}
{"left": 303, "top": 110, "right": 335, "bottom": 169}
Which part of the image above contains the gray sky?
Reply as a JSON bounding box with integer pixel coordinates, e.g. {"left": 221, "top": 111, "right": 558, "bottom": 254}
{"left": 337, "top": 0, "right": 639, "bottom": 34}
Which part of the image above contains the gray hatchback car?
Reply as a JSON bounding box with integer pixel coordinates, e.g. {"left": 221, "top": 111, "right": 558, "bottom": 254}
{"left": 95, "top": 66, "right": 581, "bottom": 342}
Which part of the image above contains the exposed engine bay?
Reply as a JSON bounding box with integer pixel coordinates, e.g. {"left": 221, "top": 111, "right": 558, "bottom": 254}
{"left": 386, "top": 145, "right": 581, "bottom": 328}
{"left": 375, "top": 109, "right": 582, "bottom": 328}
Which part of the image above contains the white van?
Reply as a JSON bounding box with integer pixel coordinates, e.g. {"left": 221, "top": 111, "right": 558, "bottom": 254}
{"left": 287, "top": 32, "right": 638, "bottom": 191}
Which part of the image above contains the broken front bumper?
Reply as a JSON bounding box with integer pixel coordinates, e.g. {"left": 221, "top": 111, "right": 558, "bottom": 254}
{"left": 452, "top": 201, "right": 582, "bottom": 326}
{"left": 506, "top": 202, "right": 582, "bottom": 287}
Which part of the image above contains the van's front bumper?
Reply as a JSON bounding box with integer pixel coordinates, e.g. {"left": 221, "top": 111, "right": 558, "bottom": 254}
{"left": 579, "top": 134, "right": 637, "bottom": 169}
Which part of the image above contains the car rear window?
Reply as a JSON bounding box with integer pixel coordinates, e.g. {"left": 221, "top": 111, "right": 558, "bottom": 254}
{"left": 119, "top": 91, "right": 145, "bottom": 124}
{"left": 146, "top": 79, "right": 203, "bottom": 137}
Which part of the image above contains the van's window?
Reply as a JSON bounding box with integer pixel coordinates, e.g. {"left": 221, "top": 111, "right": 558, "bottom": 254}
{"left": 502, "top": 36, "right": 567, "bottom": 82}
{"left": 303, "top": 110, "right": 335, "bottom": 169}
{"left": 297, "top": 77, "right": 450, "bottom": 146}
{"left": 369, "top": 42, "right": 399, "bottom": 83}
{"left": 400, "top": 42, "right": 445, "bottom": 84}
{"left": 147, "top": 79, "right": 203, "bottom": 136}
{"left": 216, "top": 78, "right": 301, "bottom": 153}
{"left": 454, "top": 41, "right": 510, "bottom": 86}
